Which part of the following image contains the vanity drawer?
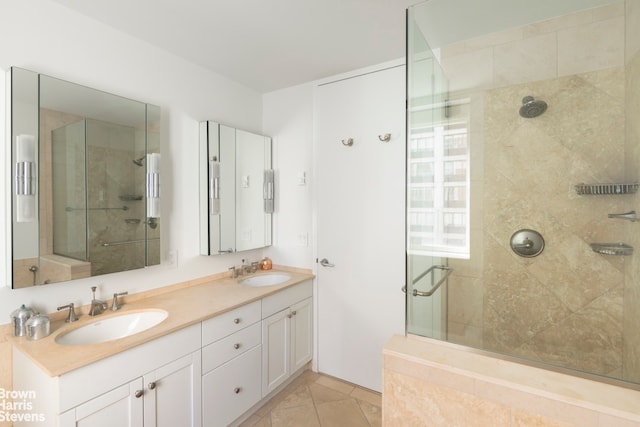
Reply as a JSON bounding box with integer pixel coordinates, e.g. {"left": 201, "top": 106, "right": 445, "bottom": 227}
{"left": 202, "top": 322, "right": 261, "bottom": 374}
{"left": 202, "top": 300, "right": 261, "bottom": 345}
{"left": 202, "top": 345, "right": 262, "bottom": 427}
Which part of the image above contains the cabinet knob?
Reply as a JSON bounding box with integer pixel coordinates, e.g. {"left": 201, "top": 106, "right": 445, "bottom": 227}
{"left": 148, "top": 382, "right": 157, "bottom": 390}
{"left": 292, "top": 310, "right": 297, "bottom": 316}
{"left": 233, "top": 318, "right": 241, "bottom": 324}
{"left": 234, "top": 343, "right": 241, "bottom": 350}
{"left": 287, "top": 314, "right": 292, "bottom": 319}
{"left": 135, "top": 390, "right": 144, "bottom": 398}
{"left": 234, "top": 387, "right": 241, "bottom": 394}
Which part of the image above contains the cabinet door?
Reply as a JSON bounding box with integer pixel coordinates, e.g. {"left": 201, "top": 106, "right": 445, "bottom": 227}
{"left": 143, "top": 351, "right": 202, "bottom": 427}
{"left": 202, "top": 345, "right": 262, "bottom": 427}
{"left": 291, "top": 297, "right": 313, "bottom": 373}
{"left": 59, "top": 378, "right": 143, "bottom": 427}
{"left": 262, "top": 308, "right": 291, "bottom": 396}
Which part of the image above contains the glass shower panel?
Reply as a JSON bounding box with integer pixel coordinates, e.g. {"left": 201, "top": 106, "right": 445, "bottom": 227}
{"left": 406, "top": 4, "right": 452, "bottom": 339}
{"left": 52, "top": 121, "right": 87, "bottom": 261}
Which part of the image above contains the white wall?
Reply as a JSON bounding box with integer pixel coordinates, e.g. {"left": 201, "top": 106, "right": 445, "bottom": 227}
{"left": 262, "top": 84, "right": 315, "bottom": 270}
{"left": 0, "top": 0, "right": 269, "bottom": 322}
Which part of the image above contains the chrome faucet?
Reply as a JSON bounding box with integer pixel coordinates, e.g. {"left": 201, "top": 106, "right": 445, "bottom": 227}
{"left": 111, "top": 292, "right": 129, "bottom": 311}
{"left": 89, "top": 286, "right": 108, "bottom": 316}
{"left": 57, "top": 303, "right": 78, "bottom": 323}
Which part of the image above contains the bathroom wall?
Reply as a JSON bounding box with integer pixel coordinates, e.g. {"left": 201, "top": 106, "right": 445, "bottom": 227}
{"left": 440, "top": 1, "right": 631, "bottom": 377}
{"left": 0, "top": 1, "right": 266, "bottom": 321}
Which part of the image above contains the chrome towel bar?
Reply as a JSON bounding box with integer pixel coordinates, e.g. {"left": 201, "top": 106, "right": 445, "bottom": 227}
{"left": 411, "top": 265, "right": 453, "bottom": 297}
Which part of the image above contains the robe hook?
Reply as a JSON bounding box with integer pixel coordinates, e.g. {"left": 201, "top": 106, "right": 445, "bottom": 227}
{"left": 378, "top": 133, "right": 391, "bottom": 142}
{"left": 341, "top": 138, "right": 354, "bottom": 147}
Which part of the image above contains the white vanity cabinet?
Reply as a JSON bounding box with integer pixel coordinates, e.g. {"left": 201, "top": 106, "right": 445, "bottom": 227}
{"left": 13, "top": 324, "right": 202, "bottom": 427}
{"left": 262, "top": 281, "right": 313, "bottom": 396}
{"left": 201, "top": 300, "right": 262, "bottom": 427}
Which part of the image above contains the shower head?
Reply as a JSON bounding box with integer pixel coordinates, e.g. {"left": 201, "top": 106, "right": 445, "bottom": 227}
{"left": 519, "top": 96, "right": 547, "bottom": 118}
{"left": 133, "top": 156, "right": 145, "bottom": 166}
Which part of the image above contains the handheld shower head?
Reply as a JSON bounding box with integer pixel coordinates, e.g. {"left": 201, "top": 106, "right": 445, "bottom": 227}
{"left": 133, "top": 156, "right": 145, "bottom": 166}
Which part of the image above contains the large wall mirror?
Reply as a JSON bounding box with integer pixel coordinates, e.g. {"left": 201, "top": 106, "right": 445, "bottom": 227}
{"left": 8, "top": 67, "right": 161, "bottom": 289}
{"left": 199, "top": 121, "right": 272, "bottom": 255}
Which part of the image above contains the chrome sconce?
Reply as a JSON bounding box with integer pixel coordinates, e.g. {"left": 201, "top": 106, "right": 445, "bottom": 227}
{"left": 15, "top": 134, "right": 36, "bottom": 223}
{"left": 146, "top": 153, "right": 161, "bottom": 218}
{"left": 264, "top": 169, "right": 274, "bottom": 213}
{"left": 209, "top": 160, "right": 220, "bottom": 215}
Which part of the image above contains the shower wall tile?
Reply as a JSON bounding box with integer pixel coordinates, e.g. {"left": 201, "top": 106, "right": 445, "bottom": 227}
{"left": 523, "top": 9, "right": 595, "bottom": 38}
{"left": 626, "top": 0, "right": 640, "bottom": 61}
{"left": 481, "top": 67, "right": 626, "bottom": 375}
{"left": 493, "top": 33, "right": 557, "bottom": 87}
{"left": 441, "top": 47, "right": 494, "bottom": 93}
{"left": 557, "top": 17, "right": 625, "bottom": 77}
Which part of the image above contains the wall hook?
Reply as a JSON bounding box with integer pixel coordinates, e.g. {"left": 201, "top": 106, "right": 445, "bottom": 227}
{"left": 341, "top": 138, "right": 354, "bottom": 146}
{"left": 378, "top": 133, "right": 391, "bottom": 142}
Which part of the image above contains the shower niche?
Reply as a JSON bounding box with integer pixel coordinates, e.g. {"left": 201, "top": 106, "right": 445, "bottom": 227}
{"left": 8, "top": 67, "right": 161, "bottom": 288}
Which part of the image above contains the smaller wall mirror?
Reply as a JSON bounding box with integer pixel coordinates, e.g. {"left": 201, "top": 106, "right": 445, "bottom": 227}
{"left": 8, "top": 67, "right": 161, "bottom": 289}
{"left": 199, "top": 121, "right": 273, "bottom": 255}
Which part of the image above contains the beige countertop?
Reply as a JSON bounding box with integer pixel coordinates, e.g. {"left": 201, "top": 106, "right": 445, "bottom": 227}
{"left": 10, "top": 268, "right": 314, "bottom": 377}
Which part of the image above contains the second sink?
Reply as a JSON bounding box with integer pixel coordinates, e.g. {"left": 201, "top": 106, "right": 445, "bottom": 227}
{"left": 56, "top": 309, "right": 168, "bottom": 346}
{"left": 239, "top": 273, "right": 291, "bottom": 287}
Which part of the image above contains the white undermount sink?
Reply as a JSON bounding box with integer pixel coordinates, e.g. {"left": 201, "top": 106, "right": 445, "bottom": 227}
{"left": 55, "top": 309, "right": 168, "bottom": 346}
{"left": 239, "top": 273, "right": 291, "bottom": 287}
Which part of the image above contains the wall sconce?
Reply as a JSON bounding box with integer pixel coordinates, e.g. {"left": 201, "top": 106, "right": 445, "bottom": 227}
{"left": 209, "top": 160, "right": 220, "bottom": 215}
{"left": 146, "top": 153, "right": 161, "bottom": 218}
{"left": 15, "top": 134, "right": 36, "bottom": 223}
{"left": 263, "top": 169, "right": 274, "bottom": 213}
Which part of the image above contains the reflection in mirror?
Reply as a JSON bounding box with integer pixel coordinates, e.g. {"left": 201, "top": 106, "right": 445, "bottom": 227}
{"left": 8, "top": 67, "right": 161, "bottom": 289}
{"left": 199, "top": 121, "right": 272, "bottom": 256}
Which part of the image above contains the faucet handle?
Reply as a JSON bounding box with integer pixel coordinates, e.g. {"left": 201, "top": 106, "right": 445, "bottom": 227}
{"left": 57, "top": 303, "right": 78, "bottom": 323}
{"left": 111, "top": 292, "right": 129, "bottom": 311}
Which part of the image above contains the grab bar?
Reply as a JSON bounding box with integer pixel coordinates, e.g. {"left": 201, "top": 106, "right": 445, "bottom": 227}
{"left": 102, "top": 237, "right": 159, "bottom": 247}
{"left": 66, "top": 206, "right": 129, "bottom": 212}
{"left": 411, "top": 265, "right": 453, "bottom": 297}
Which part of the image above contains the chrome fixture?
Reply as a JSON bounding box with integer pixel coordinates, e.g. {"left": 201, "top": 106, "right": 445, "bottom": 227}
{"left": 319, "top": 258, "right": 335, "bottom": 267}
{"left": 590, "top": 243, "right": 634, "bottom": 256}
{"left": 14, "top": 134, "right": 37, "bottom": 222}
{"left": 410, "top": 265, "right": 454, "bottom": 297}
{"left": 133, "top": 156, "right": 145, "bottom": 166}
{"left": 264, "top": 169, "right": 275, "bottom": 213}
{"left": 111, "top": 291, "right": 129, "bottom": 311}
{"left": 575, "top": 182, "right": 639, "bottom": 195}
{"left": 341, "top": 138, "right": 354, "bottom": 146}
{"left": 510, "top": 229, "right": 545, "bottom": 257}
{"left": 519, "top": 96, "right": 547, "bottom": 118}
{"left": 89, "top": 286, "right": 108, "bottom": 316}
{"left": 378, "top": 133, "right": 391, "bottom": 142}
{"left": 146, "top": 153, "right": 161, "bottom": 218}
{"left": 608, "top": 211, "right": 638, "bottom": 222}
{"left": 229, "top": 266, "right": 241, "bottom": 278}
{"left": 57, "top": 303, "right": 78, "bottom": 323}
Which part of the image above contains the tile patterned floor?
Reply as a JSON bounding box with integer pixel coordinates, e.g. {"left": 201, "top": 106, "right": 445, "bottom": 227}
{"left": 239, "top": 370, "right": 382, "bottom": 427}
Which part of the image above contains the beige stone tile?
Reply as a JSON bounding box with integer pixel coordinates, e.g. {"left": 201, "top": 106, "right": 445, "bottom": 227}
{"left": 494, "top": 33, "right": 557, "bottom": 87}
{"left": 308, "top": 383, "right": 350, "bottom": 405}
{"left": 270, "top": 404, "right": 320, "bottom": 427}
{"left": 592, "top": 2, "right": 625, "bottom": 22}
{"left": 512, "top": 409, "right": 576, "bottom": 427}
{"left": 314, "top": 375, "right": 355, "bottom": 395}
{"left": 441, "top": 48, "right": 494, "bottom": 92}
{"left": 358, "top": 400, "right": 381, "bottom": 427}
{"left": 558, "top": 17, "right": 625, "bottom": 76}
{"left": 465, "top": 26, "right": 524, "bottom": 51}
{"left": 315, "top": 398, "right": 370, "bottom": 427}
{"left": 239, "top": 414, "right": 272, "bottom": 427}
{"left": 523, "top": 9, "right": 593, "bottom": 38}
{"left": 274, "top": 384, "right": 315, "bottom": 411}
{"left": 350, "top": 386, "right": 381, "bottom": 407}
{"left": 383, "top": 370, "right": 510, "bottom": 426}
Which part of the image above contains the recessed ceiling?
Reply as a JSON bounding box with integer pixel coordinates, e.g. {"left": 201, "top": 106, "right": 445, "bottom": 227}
{"left": 49, "top": 0, "right": 417, "bottom": 93}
